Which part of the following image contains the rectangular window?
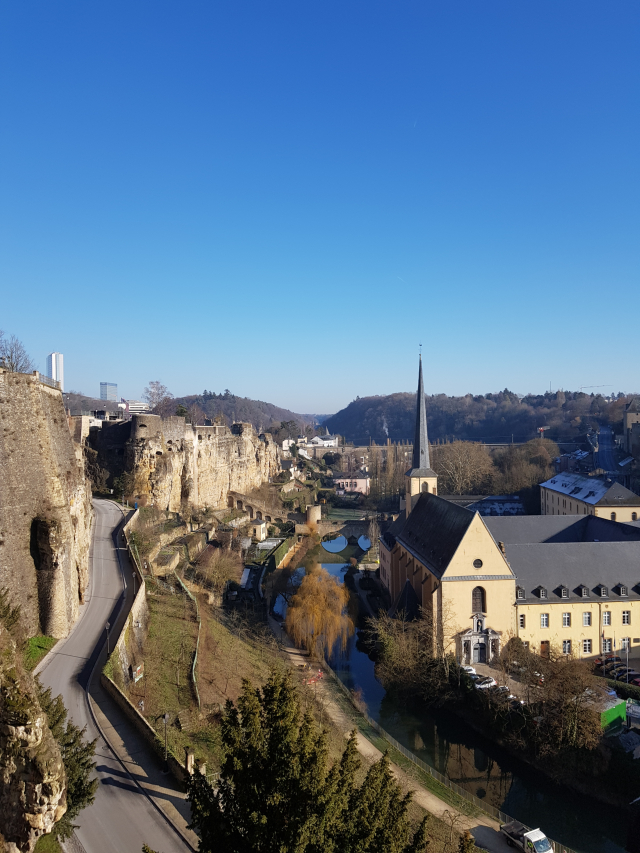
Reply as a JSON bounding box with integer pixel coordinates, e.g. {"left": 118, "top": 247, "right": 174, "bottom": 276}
{"left": 562, "top": 612, "right": 571, "bottom": 628}
{"left": 562, "top": 640, "right": 572, "bottom": 654}
{"left": 540, "top": 588, "right": 547, "bottom": 599}
{"left": 583, "top": 639, "right": 592, "bottom": 654}
{"left": 603, "top": 612, "right": 611, "bottom": 626}
{"left": 623, "top": 611, "right": 631, "bottom": 625}
{"left": 517, "top": 588, "right": 524, "bottom": 600}
{"left": 519, "top": 614, "right": 526, "bottom": 629}
{"left": 583, "top": 612, "right": 592, "bottom": 627}
{"left": 622, "top": 637, "right": 631, "bottom": 651}
{"left": 621, "top": 586, "right": 628, "bottom": 596}
{"left": 561, "top": 588, "right": 569, "bottom": 599}
{"left": 540, "top": 613, "right": 549, "bottom": 628}
{"left": 603, "top": 638, "right": 612, "bottom": 653}
{"left": 582, "top": 587, "right": 589, "bottom": 598}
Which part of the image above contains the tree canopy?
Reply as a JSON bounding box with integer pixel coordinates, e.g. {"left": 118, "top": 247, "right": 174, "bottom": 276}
{"left": 187, "top": 669, "right": 430, "bottom": 853}
{"left": 285, "top": 566, "right": 354, "bottom": 659}
{"left": 0, "top": 330, "right": 34, "bottom": 373}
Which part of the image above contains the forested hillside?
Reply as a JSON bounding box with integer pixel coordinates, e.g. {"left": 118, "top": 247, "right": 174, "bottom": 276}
{"left": 173, "top": 390, "right": 311, "bottom": 433}
{"left": 324, "top": 390, "right": 633, "bottom": 444}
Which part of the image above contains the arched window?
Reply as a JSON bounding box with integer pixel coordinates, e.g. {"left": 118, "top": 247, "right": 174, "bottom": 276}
{"left": 421, "top": 483, "right": 429, "bottom": 493}
{"left": 611, "top": 512, "right": 616, "bottom": 521}
{"left": 472, "top": 586, "right": 486, "bottom": 614}
{"left": 633, "top": 512, "right": 638, "bottom": 522}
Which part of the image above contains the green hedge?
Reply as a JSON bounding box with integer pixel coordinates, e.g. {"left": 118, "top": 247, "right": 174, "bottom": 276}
{"left": 606, "top": 679, "right": 640, "bottom": 701}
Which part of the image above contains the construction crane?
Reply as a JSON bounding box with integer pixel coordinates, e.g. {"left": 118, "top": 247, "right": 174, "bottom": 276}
{"left": 579, "top": 384, "right": 613, "bottom": 393}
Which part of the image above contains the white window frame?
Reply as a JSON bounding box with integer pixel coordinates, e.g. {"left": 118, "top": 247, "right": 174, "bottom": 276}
{"left": 519, "top": 614, "right": 526, "bottom": 629}
{"left": 583, "top": 612, "right": 592, "bottom": 627}
{"left": 562, "top": 639, "right": 571, "bottom": 655}
{"left": 603, "top": 612, "right": 611, "bottom": 626}
{"left": 583, "top": 638, "right": 592, "bottom": 654}
{"left": 603, "top": 638, "right": 612, "bottom": 653}
{"left": 540, "top": 613, "right": 549, "bottom": 628}
{"left": 623, "top": 611, "right": 631, "bottom": 626}
{"left": 562, "top": 612, "right": 571, "bottom": 628}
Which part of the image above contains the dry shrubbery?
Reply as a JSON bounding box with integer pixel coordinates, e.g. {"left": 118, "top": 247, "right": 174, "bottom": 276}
{"left": 194, "top": 546, "right": 243, "bottom": 596}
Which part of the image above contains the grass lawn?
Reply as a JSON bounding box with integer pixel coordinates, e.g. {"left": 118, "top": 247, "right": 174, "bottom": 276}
{"left": 24, "top": 636, "right": 58, "bottom": 671}
{"left": 300, "top": 541, "right": 364, "bottom": 569}
{"left": 34, "top": 833, "right": 63, "bottom": 853}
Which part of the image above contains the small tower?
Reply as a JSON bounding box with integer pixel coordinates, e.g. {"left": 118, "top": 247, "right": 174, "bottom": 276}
{"left": 405, "top": 355, "right": 437, "bottom": 517}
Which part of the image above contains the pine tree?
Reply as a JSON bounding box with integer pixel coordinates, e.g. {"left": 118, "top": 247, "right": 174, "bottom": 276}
{"left": 188, "top": 669, "right": 430, "bottom": 853}
{"left": 38, "top": 684, "right": 99, "bottom": 840}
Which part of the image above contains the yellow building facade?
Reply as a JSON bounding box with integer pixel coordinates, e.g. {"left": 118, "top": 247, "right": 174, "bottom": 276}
{"left": 540, "top": 472, "right": 640, "bottom": 522}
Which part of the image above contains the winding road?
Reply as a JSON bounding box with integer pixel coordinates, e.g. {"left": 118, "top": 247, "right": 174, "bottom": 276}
{"left": 37, "top": 500, "right": 191, "bottom": 853}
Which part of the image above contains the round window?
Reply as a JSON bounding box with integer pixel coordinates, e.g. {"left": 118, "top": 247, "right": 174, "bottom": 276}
{"left": 473, "top": 559, "right": 483, "bottom": 569}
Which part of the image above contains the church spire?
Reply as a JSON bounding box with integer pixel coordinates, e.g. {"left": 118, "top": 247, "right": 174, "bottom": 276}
{"left": 411, "top": 354, "right": 430, "bottom": 471}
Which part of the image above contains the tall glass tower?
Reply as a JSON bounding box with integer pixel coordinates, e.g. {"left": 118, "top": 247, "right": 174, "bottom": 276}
{"left": 100, "top": 382, "right": 117, "bottom": 401}
{"left": 46, "top": 352, "right": 64, "bottom": 390}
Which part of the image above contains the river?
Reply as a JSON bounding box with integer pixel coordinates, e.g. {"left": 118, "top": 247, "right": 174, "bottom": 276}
{"left": 319, "top": 560, "right": 628, "bottom": 853}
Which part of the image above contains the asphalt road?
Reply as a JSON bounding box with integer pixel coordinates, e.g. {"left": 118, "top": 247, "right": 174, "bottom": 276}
{"left": 38, "top": 500, "right": 190, "bottom": 853}
{"left": 597, "top": 426, "right": 618, "bottom": 474}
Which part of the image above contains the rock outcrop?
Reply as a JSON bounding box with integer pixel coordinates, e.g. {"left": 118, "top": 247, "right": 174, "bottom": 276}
{"left": 0, "top": 370, "right": 93, "bottom": 638}
{"left": 0, "top": 625, "right": 67, "bottom": 852}
{"left": 91, "top": 415, "right": 280, "bottom": 513}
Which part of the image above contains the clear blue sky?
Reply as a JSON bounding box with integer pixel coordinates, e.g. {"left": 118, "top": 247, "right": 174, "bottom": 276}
{"left": 1, "top": 2, "right": 638, "bottom": 413}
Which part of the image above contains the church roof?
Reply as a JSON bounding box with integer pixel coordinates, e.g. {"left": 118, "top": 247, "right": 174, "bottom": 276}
{"left": 485, "top": 514, "right": 640, "bottom": 545}
{"left": 396, "top": 492, "right": 475, "bottom": 580}
{"left": 410, "top": 355, "right": 431, "bottom": 472}
{"left": 405, "top": 467, "right": 438, "bottom": 478}
{"left": 388, "top": 579, "right": 421, "bottom": 620}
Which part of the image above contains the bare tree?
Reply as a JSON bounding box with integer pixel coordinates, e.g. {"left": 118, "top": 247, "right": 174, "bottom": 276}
{"left": 188, "top": 402, "right": 206, "bottom": 426}
{"left": 432, "top": 441, "right": 495, "bottom": 494}
{"left": 0, "top": 330, "right": 35, "bottom": 373}
{"left": 143, "top": 380, "right": 174, "bottom": 417}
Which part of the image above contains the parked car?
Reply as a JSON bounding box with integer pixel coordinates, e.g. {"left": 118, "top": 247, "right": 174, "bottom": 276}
{"left": 614, "top": 669, "right": 640, "bottom": 682}
{"left": 604, "top": 661, "right": 625, "bottom": 674}
{"left": 631, "top": 678, "right": 640, "bottom": 688}
{"left": 609, "top": 665, "right": 630, "bottom": 678}
{"left": 461, "top": 665, "right": 476, "bottom": 676}
{"left": 501, "top": 821, "right": 552, "bottom": 852}
{"left": 595, "top": 655, "right": 622, "bottom": 668}
{"left": 475, "top": 676, "right": 497, "bottom": 690}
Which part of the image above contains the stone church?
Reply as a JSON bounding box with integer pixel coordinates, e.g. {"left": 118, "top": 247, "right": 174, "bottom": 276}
{"left": 379, "top": 359, "right": 640, "bottom": 665}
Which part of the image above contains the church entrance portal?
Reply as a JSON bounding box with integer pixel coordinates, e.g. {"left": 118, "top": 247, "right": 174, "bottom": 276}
{"left": 473, "top": 643, "right": 486, "bottom": 664}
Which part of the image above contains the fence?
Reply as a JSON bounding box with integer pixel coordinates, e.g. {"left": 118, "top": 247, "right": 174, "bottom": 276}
{"left": 323, "top": 663, "right": 580, "bottom": 853}
{"left": 173, "top": 570, "right": 202, "bottom": 710}
{"left": 37, "top": 373, "right": 61, "bottom": 390}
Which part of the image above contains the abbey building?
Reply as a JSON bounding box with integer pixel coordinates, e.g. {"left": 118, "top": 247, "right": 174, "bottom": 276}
{"left": 379, "top": 359, "right": 640, "bottom": 665}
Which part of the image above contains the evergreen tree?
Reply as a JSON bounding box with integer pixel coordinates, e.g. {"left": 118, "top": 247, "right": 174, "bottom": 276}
{"left": 38, "top": 684, "right": 98, "bottom": 840}
{"left": 188, "top": 670, "right": 430, "bottom": 853}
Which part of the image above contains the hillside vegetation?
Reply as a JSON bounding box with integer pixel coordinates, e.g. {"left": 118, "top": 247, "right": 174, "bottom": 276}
{"left": 324, "top": 389, "right": 633, "bottom": 444}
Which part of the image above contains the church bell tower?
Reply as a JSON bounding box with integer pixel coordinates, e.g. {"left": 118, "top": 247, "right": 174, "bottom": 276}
{"left": 405, "top": 355, "right": 437, "bottom": 517}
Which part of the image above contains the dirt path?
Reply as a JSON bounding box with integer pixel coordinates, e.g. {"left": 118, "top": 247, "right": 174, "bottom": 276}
{"left": 266, "top": 616, "right": 510, "bottom": 852}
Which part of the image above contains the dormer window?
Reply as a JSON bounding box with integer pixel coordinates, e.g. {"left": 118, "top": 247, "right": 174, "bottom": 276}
{"left": 580, "top": 586, "right": 589, "bottom": 598}
{"left": 539, "top": 587, "right": 547, "bottom": 600}
{"left": 599, "top": 585, "right": 608, "bottom": 598}
{"left": 620, "top": 585, "right": 628, "bottom": 597}
{"left": 516, "top": 587, "right": 525, "bottom": 600}
{"left": 560, "top": 586, "right": 569, "bottom": 599}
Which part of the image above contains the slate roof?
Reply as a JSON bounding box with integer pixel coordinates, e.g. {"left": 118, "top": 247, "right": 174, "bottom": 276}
{"left": 540, "top": 472, "right": 640, "bottom": 506}
{"left": 395, "top": 492, "right": 475, "bottom": 580}
{"left": 389, "top": 579, "right": 420, "bottom": 620}
{"left": 485, "top": 514, "right": 640, "bottom": 545}
{"left": 411, "top": 355, "right": 431, "bottom": 471}
{"left": 484, "top": 515, "right": 640, "bottom": 604}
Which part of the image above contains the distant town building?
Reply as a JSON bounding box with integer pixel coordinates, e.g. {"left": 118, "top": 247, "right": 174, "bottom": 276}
{"left": 333, "top": 470, "right": 371, "bottom": 496}
{"left": 308, "top": 434, "right": 339, "bottom": 448}
{"left": 46, "top": 352, "right": 64, "bottom": 390}
{"left": 122, "top": 399, "right": 151, "bottom": 417}
{"left": 540, "top": 472, "right": 640, "bottom": 522}
{"left": 100, "top": 382, "right": 117, "bottom": 402}
{"left": 623, "top": 398, "right": 640, "bottom": 455}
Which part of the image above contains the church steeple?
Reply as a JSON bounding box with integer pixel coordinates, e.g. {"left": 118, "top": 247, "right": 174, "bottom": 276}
{"left": 404, "top": 354, "right": 437, "bottom": 517}
{"left": 411, "top": 354, "right": 430, "bottom": 471}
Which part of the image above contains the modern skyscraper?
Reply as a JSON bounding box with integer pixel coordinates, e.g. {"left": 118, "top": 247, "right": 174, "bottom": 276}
{"left": 100, "top": 382, "right": 118, "bottom": 402}
{"left": 46, "top": 352, "right": 64, "bottom": 390}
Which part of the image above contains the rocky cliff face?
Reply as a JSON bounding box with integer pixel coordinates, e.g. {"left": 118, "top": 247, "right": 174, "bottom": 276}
{"left": 0, "top": 370, "right": 93, "bottom": 638}
{"left": 0, "top": 625, "right": 67, "bottom": 853}
{"left": 92, "top": 416, "right": 280, "bottom": 513}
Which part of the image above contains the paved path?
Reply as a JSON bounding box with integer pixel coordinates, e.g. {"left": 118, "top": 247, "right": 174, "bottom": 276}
{"left": 266, "top": 615, "right": 511, "bottom": 852}
{"left": 37, "top": 500, "right": 196, "bottom": 853}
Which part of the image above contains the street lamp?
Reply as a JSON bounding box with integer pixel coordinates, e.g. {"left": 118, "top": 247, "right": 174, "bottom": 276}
{"left": 163, "top": 713, "right": 170, "bottom": 773}
{"left": 106, "top": 621, "right": 110, "bottom": 655}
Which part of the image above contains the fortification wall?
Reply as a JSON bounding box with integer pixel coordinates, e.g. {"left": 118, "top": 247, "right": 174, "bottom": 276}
{"left": 92, "top": 415, "right": 280, "bottom": 514}
{"left": 0, "top": 370, "right": 93, "bottom": 637}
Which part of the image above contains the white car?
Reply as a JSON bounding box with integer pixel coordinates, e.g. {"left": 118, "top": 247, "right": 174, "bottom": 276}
{"left": 475, "top": 676, "right": 497, "bottom": 690}
{"left": 461, "top": 665, "right": 476, "bottom": 676}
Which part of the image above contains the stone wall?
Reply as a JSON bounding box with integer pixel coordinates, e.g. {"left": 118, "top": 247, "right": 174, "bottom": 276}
{"left": 0, "top": 370, "right": 93, "bottom": 637}
{"left": 91, "top": 415, "right": 280, "bottom": 514}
